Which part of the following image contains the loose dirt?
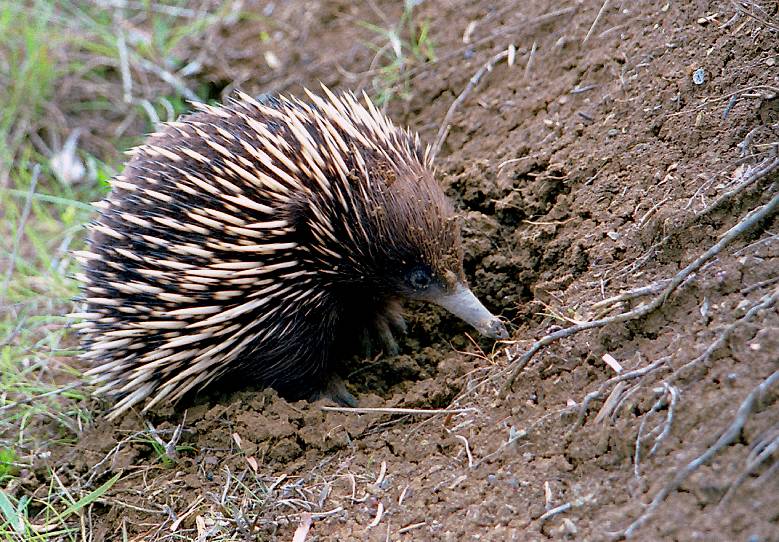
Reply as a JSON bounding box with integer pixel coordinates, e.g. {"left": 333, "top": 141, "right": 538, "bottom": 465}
{"left": 29, "top": 1, "right": 779, "bottom": 540}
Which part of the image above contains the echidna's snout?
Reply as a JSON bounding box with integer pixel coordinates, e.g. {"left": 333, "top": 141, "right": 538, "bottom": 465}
{"left": 431, "top": 283, "right": 508, "bottom": 339}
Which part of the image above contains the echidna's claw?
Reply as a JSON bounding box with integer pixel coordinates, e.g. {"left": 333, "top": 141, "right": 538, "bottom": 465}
{"left": 359, "top": 328, "right": 373, "bottom": 358}
{"left": 312, "top": 375, "right": 357, "bottom": 407}
{"left": 375, "top": 317, "right": 399, "bottom": 356}
{"left": 387, "top": 311, "right": 407, "bottom": 335}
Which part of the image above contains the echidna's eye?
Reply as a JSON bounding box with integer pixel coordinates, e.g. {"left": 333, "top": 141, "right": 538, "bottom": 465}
{"left": 408, "top": 267, "right": 432, "bottom": 291}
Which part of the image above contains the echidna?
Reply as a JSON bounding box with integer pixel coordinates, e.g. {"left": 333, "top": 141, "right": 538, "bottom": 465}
{"left": 72, "top": 87, "right": 508, "bottom": 418}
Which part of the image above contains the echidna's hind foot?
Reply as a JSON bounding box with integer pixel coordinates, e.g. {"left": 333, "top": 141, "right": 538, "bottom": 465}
{"left": 310, "top": 375, "right": 357, "bottom": 407}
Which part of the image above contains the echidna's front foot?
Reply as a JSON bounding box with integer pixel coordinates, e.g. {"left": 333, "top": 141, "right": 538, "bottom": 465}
{"left": 375, "top": 317, "right": 400, "bottom": 356}
{"left": 311, "top": 375, "right": 357, "bottom": 407}
{"left": 360, "top": 303, "right": 406, "bottom": 358}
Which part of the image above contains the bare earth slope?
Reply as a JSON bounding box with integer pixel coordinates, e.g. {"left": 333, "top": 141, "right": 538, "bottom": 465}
{"left": 37, "top": 1, "right": 779, "bottom": 540}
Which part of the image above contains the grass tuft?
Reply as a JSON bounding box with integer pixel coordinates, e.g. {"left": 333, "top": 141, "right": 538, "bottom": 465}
{"left": 360, "top": 0, "right": 436, "bottom": 107}
{"left": 0, "top": 2, "right": 245, "bottom": 538}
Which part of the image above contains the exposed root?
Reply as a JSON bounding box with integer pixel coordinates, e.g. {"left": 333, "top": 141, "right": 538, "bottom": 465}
{"left": 574, "top": 356, "right": 671, "bottom": 427}
{"left": 718, "top": 421, "right": 779, "bottom": 508}
{"left": 634, "top": 383, "right": 679, "bottom": 481}
{"left": 613, "top": 152, "right": 779, "bottom": 281}
{"left": 320, "top": 405, "right": 476, "bottom": 416}
{"left": 730, "top": 0, "right": 779, "bottom": 31}
{"left": 590, "top": 280, "right": 669, "bottom": 318}
{"left": 669, "top": 287, "right": 779, "bottom": 383}
{"left": 613, "top": 369, "right": 779, "bottom": 539}
{"left": 504, "top": 188, "right": 779, "bottom": 393}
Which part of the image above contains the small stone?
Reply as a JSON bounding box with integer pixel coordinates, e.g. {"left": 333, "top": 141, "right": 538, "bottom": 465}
{"left": 264, "top": 51, "right": 281, "bottom": 70}
{"left": 735, "top": 299, "right": 752, "bottom": 313}
{"left": 560, "top": 518, "right": 578, "bottom": 535}
{"left": 692, "top": 68, "right": 705, "bottom": 85}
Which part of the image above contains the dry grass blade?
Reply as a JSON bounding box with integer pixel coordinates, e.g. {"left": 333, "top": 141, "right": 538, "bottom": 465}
{"left": 583, "top": 0, "right": 610, "bottom": 44}
{"left": 1, "top": 165, "right": 40, "bottom": 301}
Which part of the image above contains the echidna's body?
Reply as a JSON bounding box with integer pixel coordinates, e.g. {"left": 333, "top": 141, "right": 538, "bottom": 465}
{"left": 74, "top": 87, "right": 507, "bottom": 417}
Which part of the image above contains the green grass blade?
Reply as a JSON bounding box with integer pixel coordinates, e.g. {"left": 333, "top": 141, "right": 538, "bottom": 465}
{"left": 56, "top": 472, "right": 121, "bottom": 522}
{"left": 0, "top": 489, "right": 23, "bottom": 534}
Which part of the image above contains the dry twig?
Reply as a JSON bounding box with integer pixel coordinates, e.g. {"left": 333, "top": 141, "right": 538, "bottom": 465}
{"left": 538, "top": 502, "right": 572, "bottom": 524}
{"left": 320, "top": 406, "right": 475, "bottom": 416}
{"left": 431, "top": 48, "right": 513, "bottom": 160}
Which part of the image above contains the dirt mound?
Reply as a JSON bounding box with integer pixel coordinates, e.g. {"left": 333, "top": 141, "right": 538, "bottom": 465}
{"left": 26, "top": 1, "right": 778, "bottom": 540}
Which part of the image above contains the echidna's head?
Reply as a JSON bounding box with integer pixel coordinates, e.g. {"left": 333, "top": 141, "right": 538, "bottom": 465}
{"left": 366, "top": 167, "right": 507, "bottom": 340}
{"left": 294, "top": 104, "right": 508, "bottom": 340}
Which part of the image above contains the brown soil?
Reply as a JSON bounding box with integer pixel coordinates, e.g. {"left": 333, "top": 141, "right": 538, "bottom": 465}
{"left": 34, "top": 1, "right": 779, "bottom": 540}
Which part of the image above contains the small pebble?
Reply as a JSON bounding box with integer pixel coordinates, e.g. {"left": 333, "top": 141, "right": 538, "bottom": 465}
{"left": 560, "top": 518, "right": 578, "bottom": 535}
{"left": 692, "top": 68, "right": 705, "bottom": 85}
{"left": 735, "top": 299, "right": 752, "bottom": 313}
